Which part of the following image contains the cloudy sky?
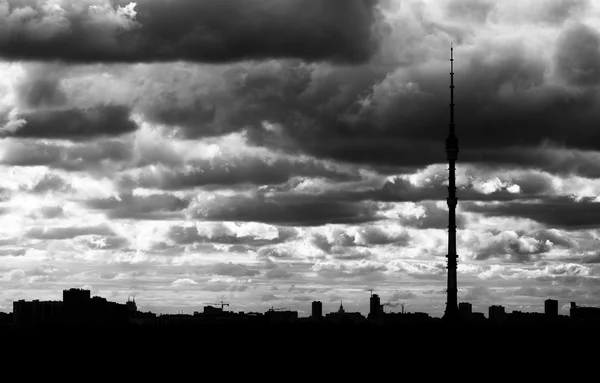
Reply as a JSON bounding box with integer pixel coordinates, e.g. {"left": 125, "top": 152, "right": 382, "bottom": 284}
{"left": 1, "top": 0, "right": 600, "bottom": 317}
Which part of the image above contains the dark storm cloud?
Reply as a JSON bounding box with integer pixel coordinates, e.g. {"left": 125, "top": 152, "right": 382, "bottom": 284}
{"left": 191, "top": 193, "right": 381, "bottom": 226}
{"left": 0, "top": 0, "right": 383, "bottom": 64}
{"left": 581, "top": 253, "right": 600, "bottom": 264}
{"left": 162, "top": 33, "right": 600, "bottom": 175}
{"left": 142, "top": 96, "right": 217, "bottom": 134}
{"left": 257, "top": 170, "right": 550, "bottom": 210}
{"left": 349, "top": 177, "right": 451, "bottom": 202}
{"left": 25, "top": 224, "right": 115, "bottom": 240}
{"left": 86, "top": 192, "right": 190, "bottom": 220}
{"left": 309, "top": 48, "right": 599, "bottom": 165}
{"left": 0, "top": 138, "right": 133, "bottom": 171}
{"left": 460, "top": 147, "right": 600, "bottom": 179}
{"left": 15, "top": 65, "right": 68, "bottom": 109}
{"left": 555, "top": 22, "right": 600, "bottom": 86}
{"left": 136, "top": 156, "right": 360, "bottom": 190}
{"left": 5, "top": 3, "right": 599, "bottom": 181}
{"left": 140, "top": 60, "right": 381, "bottom": 139}
{"left": 463, "top": 197, "right": 600, "bottom": 230}
{"left": 4, "top": 106, "right": 137, "bottom": 140}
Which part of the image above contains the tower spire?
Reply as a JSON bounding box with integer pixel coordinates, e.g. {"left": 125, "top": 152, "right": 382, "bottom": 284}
{"left": 443, "top": 44, "right": 460, "bottom": 323}
{"left": 450, "top": 42, "right": 455, "bottom": 136}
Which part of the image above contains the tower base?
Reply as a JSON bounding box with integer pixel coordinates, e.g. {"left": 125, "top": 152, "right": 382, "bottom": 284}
{"left": 442, "top": 305, "right": 461, "bottom": 324}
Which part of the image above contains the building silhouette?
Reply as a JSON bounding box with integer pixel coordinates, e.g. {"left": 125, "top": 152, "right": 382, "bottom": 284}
{"left": 369, "top": 294, "right": 382, "bottom": 316}
{"left": 459, "top": 302, "right": 472, "bottom": 320}
{"left": 13, "top": 299, "right": 63, "bottom": 327}
{"left": 6, "top": 286, "right": 600, "bottom": 330}
{"left": 545, "top": 299, "right": 558, "bottom": 317}
{"left": 203, "top": 305, "right": 226, "bottom": 316}
{"left": 63, "top": 288, "right": 91, "bottom": 326}
{"left": 470, "top": 312, "right": 486, "bottom": 323}
{"left": 443, "top": 44, "right": 460, "bottom": 323}
{"left": 570, "top": 302, "right": 600, "bottom": 324}
{"left": 325, "top": 301, "right": 366, "bottom": 325}
{"left": 126, "top": 296, "right": 137, "bottom": 314}
{"left": 311, "top": 301, "right": 323, "bottom": 320}
{"left": 12, "top": 289, "right": 133, "bottom": 328}
{"left": 265, "top": 307, "right": 298, "bottom": 324}
{"left": 368, "top": 294, "right": 384, "bottom": 324}
{"left": 0, "top": 311, "right": 12, "bottom": 325}
{"left": 489, "top": 305, "right": 506, "bottom": 325}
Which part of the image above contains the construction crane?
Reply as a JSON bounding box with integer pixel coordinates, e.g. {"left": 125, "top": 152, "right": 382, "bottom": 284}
{"left": 204, "top": 301, "right": 230, "bottom": 310}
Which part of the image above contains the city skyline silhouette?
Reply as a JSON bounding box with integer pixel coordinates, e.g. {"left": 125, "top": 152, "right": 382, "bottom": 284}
{"left": 4, "top": 285, "right": 600, "bottom": 328}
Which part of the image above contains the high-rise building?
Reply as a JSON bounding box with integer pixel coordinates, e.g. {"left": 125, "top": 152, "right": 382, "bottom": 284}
{"left": 126, "top": 296, "right": 137, "bottom": 314}
{"left": 370, "top": 294, "right": 383, "bottom": 317}
{"left": 63, "top": 288, "right": 91, "bottom": 305}
{"left": 545, "top": 299, "right": 558, "bottom": 317}
{"left": 443, "top": 45, "right": 460, "bottom": 323}
{"left": 311, "top": 301, "right": 323, "bottom": 320}
{"left": 459, "top": 302, "right": 472, "bottom": 319}
{"left": 489, "top": 305, "right": 506, "bottom": 325}
{"left": 63, "top": 288, "right": 91, "bottom": 326}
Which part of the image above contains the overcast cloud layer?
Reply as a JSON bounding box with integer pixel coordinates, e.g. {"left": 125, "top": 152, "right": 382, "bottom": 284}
{"left": 1, "top": 0, "right": 599, "bottom": 317}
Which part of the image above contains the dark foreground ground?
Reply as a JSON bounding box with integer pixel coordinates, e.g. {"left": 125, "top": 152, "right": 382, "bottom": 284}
{"left": 1, "top": 323, "right": 598, "bottom": 379}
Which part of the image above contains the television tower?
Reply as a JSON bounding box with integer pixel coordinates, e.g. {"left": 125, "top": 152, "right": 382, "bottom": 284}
{"left": 443, "top": 44, "right": 460, "bottom": 323}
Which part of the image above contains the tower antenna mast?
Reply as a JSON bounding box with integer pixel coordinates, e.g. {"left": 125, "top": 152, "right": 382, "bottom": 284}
{"left": 443, "top": 43, "right": 460, "bottom": 323}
